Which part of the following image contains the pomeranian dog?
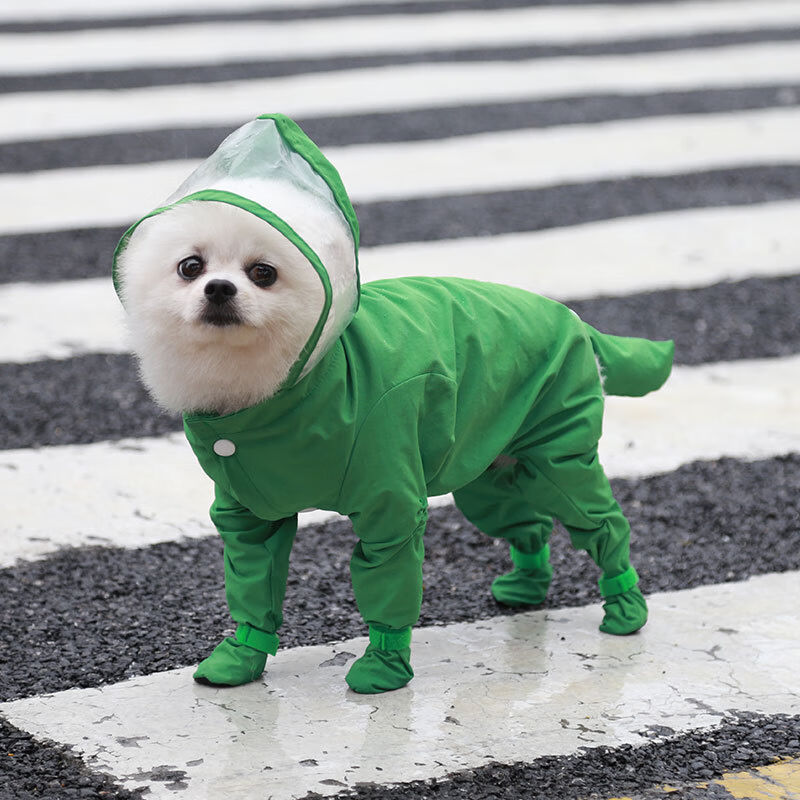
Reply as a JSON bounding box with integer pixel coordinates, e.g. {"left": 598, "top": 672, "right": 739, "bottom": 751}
{"left": 115, "top": 115, "right": 672, "bottom": 694}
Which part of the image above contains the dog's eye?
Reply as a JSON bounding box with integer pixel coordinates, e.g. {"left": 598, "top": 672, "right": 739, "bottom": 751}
{"left": 247, "top": 263, "right": 278, "bottom": 288}
{"left": 177, "top": 256, "right": 204, "bottom": 280}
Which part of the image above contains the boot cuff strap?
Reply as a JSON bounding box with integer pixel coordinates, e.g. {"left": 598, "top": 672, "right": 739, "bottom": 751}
{"left": 236, "top": 623, "right": 279, "bottom": 655}
{"left": 598, "top": 566, "right": 639, "bottom": 597}
{"left": 368, "top": 625, "right": 412, "bottom": 650}
{"left": 510, "top": 544, "right": 550, "bottom": 570}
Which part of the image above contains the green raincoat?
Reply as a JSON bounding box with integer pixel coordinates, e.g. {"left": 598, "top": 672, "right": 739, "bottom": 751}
{"left": 114, "top": 114, "right": 674, "bottom": 693}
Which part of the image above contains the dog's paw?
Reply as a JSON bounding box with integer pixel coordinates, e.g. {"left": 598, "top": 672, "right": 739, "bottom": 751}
{"left": 491, "top": 564, "right": 552, "bottom": 607}
{"left": 345, "top": 644, "right": 414, "bottom": 694}
{"left": 193, "top": 637, "right": 267, "bottom": 687}
{"left": 599, "top": 585, "right": 648, "bottom": 635}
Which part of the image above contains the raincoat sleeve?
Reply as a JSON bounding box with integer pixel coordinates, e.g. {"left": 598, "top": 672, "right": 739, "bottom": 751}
{"left": 210, "top": 484, "right": 298, "bottom": 636}
{"left": 340, "top": 377, "right": 447, "bottom": 631}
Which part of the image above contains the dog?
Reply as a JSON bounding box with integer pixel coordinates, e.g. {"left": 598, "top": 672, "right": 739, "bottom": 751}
{"left": 114, "top": 114, "right": 673, "bottom": 693}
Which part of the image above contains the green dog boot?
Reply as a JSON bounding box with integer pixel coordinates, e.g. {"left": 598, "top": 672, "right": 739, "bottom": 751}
{"left": 598, "top": 568, "right": 648, "bottom": 635}
{"left": 491, "top": 545, "right": 552, "bottom": 607}
{"left": 345, "top": 626, "right": 414, "bottom": 694}
{"left": 193, "top": 624, "right": 278, "bottom": 687}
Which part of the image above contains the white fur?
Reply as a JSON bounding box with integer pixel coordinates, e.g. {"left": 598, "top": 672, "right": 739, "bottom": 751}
{"left": 117, "top": 201, "right": 325, "bottom": 416}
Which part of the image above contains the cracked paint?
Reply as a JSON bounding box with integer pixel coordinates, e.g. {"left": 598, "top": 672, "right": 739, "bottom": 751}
{"left": 116, "top": 736, "right": 149, "bottom": 748}
{"left": 319, "top": 652, "right": 356, "bottom": 668}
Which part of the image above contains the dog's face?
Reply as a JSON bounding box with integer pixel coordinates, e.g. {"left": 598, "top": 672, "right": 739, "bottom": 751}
{"left": 121, "top": 200, "right": 324, "bottom": 344}
{"left": 117, "top": 201, "right": 326, "bottom": 414}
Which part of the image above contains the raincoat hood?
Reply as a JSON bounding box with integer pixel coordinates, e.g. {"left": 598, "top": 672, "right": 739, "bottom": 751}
{"left": 112, "top": 113, "right": 361, "bottom": 388}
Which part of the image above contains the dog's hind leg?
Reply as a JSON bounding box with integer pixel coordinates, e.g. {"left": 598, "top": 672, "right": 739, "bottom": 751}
{"left": 510, "top": 387, "right": 647, "bottom": 635}
{"left": 477, "top": 332, "right": 646, "bottom": 635}
{"left": 514, "top": 445, "right": 647, "bottom": 635}
{"left": 453, "top": 464, "right": 554, "bottom": 607}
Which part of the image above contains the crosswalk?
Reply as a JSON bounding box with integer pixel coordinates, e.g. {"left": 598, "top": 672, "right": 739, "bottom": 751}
{"left": 1, "top": 2, "right": 799, "bottom": 799}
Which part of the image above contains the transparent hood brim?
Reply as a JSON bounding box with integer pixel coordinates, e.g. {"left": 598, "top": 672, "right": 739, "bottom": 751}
{"left": 257, "top": 113, "right": 360, "bottom": 264}
{"left": 112, "top": 189, "right": 333, "bottom": 392}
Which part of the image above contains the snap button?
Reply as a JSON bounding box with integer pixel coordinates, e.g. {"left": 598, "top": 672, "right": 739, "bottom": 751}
{"left": 213, "top": 439, "right": 236, "bottom": 457}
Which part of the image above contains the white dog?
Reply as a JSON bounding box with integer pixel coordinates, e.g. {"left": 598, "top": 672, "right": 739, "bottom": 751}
{"left": 119, "top": 200, "right": 326, "bottom": 416}
{"left": 115, "top": 115, "right": 671, "bottom": 693}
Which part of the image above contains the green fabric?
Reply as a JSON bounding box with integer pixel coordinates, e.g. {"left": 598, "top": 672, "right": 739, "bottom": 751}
{"left": 598, "top": 565, "right": 639, "bottom": 597}
{"left": 492, "top": 543, "right": 553, "bottom": 606}
{"left": 183, "top": 278, "right": 671, "bottom": 656}
{"left": 193, "top": 637, "right": 267, "bottom": 686}
{"left": 510, "top": 544, "right": 550, "bottom": 570}
{"left": 584, "top": 324, "right": 674, "bottom": 397}
{"left": 599, "top": 585, "right": 648, "bottom": 635}
{"left": 192, "top": 513, "right": 293, "bottom": 686}
{"left": 491, "top": 562, "right": 553, "bottom": 607}
{"left": 212, "top": 505, "right": 297, "bottom": 638}
{"left": 368, "top": 625, "right": 412, "bottom": 650}
{"left": 236, "top": 623, "right": 279, "bottom": 655}
{"left": 345, "top": 644, "right": 414, "bottom": 694}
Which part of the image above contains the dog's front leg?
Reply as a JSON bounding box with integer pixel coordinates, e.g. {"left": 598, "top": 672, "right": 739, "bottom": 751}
{"left": 194, "top": 487, "right": 298, "bottom": 687}
{"left": 344, "top": 500, "right": 428, "bottom": 693}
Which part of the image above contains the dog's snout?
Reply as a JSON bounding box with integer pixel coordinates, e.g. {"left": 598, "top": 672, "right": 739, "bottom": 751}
{"left": 204, "top": 279, "right": 237, "bottom": 306}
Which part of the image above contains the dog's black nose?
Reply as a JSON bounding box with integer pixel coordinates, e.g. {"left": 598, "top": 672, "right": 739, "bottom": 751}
{"left": 204, "top": 279, "right": 237, "bottom": 306}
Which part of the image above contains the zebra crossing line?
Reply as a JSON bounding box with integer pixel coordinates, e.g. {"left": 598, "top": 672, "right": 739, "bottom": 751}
{"left": 1, "top": 1, "right": 799, "bottom": 798}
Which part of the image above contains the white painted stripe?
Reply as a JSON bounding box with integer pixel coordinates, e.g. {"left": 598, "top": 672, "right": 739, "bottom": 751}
{"left": 2, "top": 106, "right": 799, "bottom": 235}
{"left": 3, "top": 354, "right": 800, "bottom": 567}
{"left": 598, "top": 355, "right": 800, "bottom": 478}
{"left": 4, "top": 201, "right": 799, "bottom": 364}
{"left": 0, "top": 0, "right": 405, "bottom": 23}
{"left": 361, "top": 201, "right": 800, "bottom": 301}
{"left": 1, "top": 41, "right": 798, "bottom": 144}
{"left": 3, "top": 2, "right": 799, "bottom": 75}
{"left": 2, "top": 571, "right": 797, "bottom": 798}
{"left": 333, "top": 106, "right": 800, "bottom": 201}
{"left": 0, "top": 278, "right": 127, "bottom": 362}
